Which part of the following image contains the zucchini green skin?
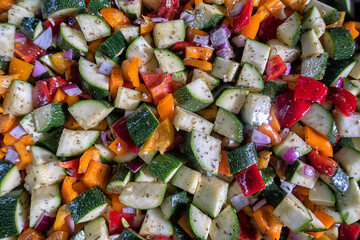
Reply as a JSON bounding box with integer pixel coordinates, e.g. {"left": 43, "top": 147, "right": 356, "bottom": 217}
{"left": 19, "top": 17, "right": 42, "bottom": 40}
{"left": 41, "top": 0, "right": 86, "bottom": 19}
{"left": 97, "top": 31, "right": 127, "bottom": 59}
{"left": 36, "top": 127, "right": 63, "bottom": 153}
{"left": 324, "top": 27, "right": 355, "bottom": 60}
{"left": 33, "top": 103, "right": 68, "bottom": 133}
{"left": 0, "top": 189, "right": 29, "bottom": 238}
{"left": 261, "top": 81, "right": 288, "bottom": 98}
{"left": 301, "top": 53, "right": 329, "bottom": 80}
{"left": 261, "top": 179, "right": 288, "bottom": 207}
{"left": 147, "top": 151, "right": 184, "bottom": 183}
{"left": 173, "top": 86, "right": 212, "bottom": 112}
{"left": 68, "top": 186, "right": 108, "bottom": 223}
{"left": 87, "top": 0, "right": 111, "bottom": 14}
{"left": 118, "top": 229, "right": 144, "bottom": 240}
{"left": 0, "top": 57, "right": 9, "bottom": 74}
{"left": 227, "top": 142, "right": 259, "bottom": 174}
{"left": 126, "top": 103, "right": 159, "bottom": 147}
{"left": 322, "top": 59, "right": 357, "bottom": 87}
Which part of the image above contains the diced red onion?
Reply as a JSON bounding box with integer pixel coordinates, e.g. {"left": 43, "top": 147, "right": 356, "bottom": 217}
{"left": 283, "top": 63, "right": 291, "bottom": 75}
{"left": 245, "top": 124, "right": 257, "bottom": 136}
{"left": 5, "top": 146, "right": 20, "bottom": 164}
{"left": 100, "top": 131, "right": 109, "bottom": 147}
{"left": 230, "top": 194, "right": 249, "bottom": 212}
{"left": 151, "top": 17, "right": 168, "bottom": 22}
{"left": 125, "top": 158, "right": 145, "bottom": 173}
{"left": 193, "top": 35, "right": 209, "bottom": 45}
{"left": 32, "top": 60, "right": 48, "bottom": 77}
{"left": 251, "top": 129, "right": 271, "bottom": 145}
{"left": 65, "top": 215, "right": 75, "bottom": 232}
{"left": 255, "top": 143, "right": 271, "bottom": 151}
{"left": 133, "top": 214, "right": 145, "bottom": 227}
{"left": 210, "top": 27, "right": 228, "bottom": 48}
{"left": 282, "top": 147, "right": 300, "bottom": 164}
{"left": 302, "top": 165, "right": 315, "bottom": 177}
{"left": 115, "top": 0, "right": 121, "bottom": 9}
{"left": 34, "top": 213, "right": 55, "bottom": 232}
{"left": 180, "top": 10, "right": 195, "bottom": 23}
{"left": 219, "top": 24, "right": 231, "bottom": 38}
{"left": 229, "top": 1, "right": 245, "bottom": 17}
{"left": 232, "top": 34, "right": 247, "bottom": 48}
{"left": 61, "top": 83, "right": 82, "bottom": 96}
{"left": 9, "top": 125, "right": 27, "bottom": 139}
{"left": 279, "top": 128, "right": 289, "bottom": 140}
{"left": 48, "top": 18, "right": 55, "bottom": 26}
{"left": 62, "top": 49, "right": 72, "bottom": 60}
{"left": 332, "top": 77, "right": 344, "bottom": 88}
{"left": 287, "top": 232, "right": 300, "bottom": 240}
{"left": 122, "top": 207, "right": 136, "bottom": 214}
{"left": 252, "top": 199, "right": 267, "bottom": 211}
{"left": 15, "top": 31, "right": 26, "bottom": 44}
{"left": 334, "top": 223, "right": 340, "bottom": 228}
{"left": 98, "top": 61, "right": 115, "bottom": 75}
{"left": 66, "top": 168, "right": 76, "bottom": 176}
{"left": 33, "top": 27, "right": 52, "bottom": 50}
{"left": 280, "top": 181, "right": 296, "bottom": 194}
{"left": 133, "top": 17, "right": 145, "bottom": 26}
{"left": 216, "top": 46, "right": 235, "bottom": 60}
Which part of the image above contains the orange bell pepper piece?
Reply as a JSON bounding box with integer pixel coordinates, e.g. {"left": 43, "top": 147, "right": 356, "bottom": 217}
{"left": 0, "top": 0, "right": 16, "bottom": 12}
{"left": 135, "top": 83, "right": 153, "bottom": 103}
{"left": 195, "top": 0, "right": 203, "bottom": 6}
{"left": 141, "top": 118, "right": 175, "bottom": 154}
{"left": 66, "top": 95, "right": 80, "bottom": 107}
{"left": 157, "top": 94, "right": 175, "bottom": 121}
{"left": 0, "top": 74, "right": 20, "bottom": 95}
{"left": 112, "top": 194, "right": 126, "bottom": 212}
{"left": 295, "top": 185, "right": 310, "bottom": 197}
{"left": 53, "top": 88, "right": 68, "bottom": 103}
{"left": 182, "top": 0, "right": 195, "bottom": 11}
{"left": 140, "top": 16, "right": 156, "bottom": 35}
{"left": 64, "top": 115, "right": 82, "bottom": 130}
{"left": 9, "top": 58, "right": 34, "bottom": 81}
{"left": 109, "top": 138, "right": 131, "bottom": 156}
{"left": 54, "top": 205, "right": 71, "bottom": 232}
{"left": 306, "top": 209, "right": 335, "bottom": 238}
{"left": 90, "top": 119, "right": 108, "bottom": 131}
{"left": 82, "top": 160, "right": 110, "bottom": 189}
{"left": 110, "top": 67, "right": 124, "bottom": 100}
{"left": 304, "top": 125, "right": 333, "bottom": 157}
{"left": 3, "top": 132, "right": 18, "bottom": 145}
{"left": 72, "top": 180, "right": 88, "bottom": 195}
{"left": 78, "top": 146, "right": 100, "bottom": 174}
{"left": 14, "top": 141, "right": 32, "bottom": 170}
{"left": 178, "top": 214, "right": 196, "bottom": 238}
{"left": 61, "top": 176, "right": 78, "bottom": 204}
{"left": 183, "top": 59, "right": 212, "bottom": 71}
{"left": 218, "top": 150, "right": 231, "bottom": 176}
{"left": 100, "top": 8, "right": 130, "bottom": 28}
{"left": 253, "top": 204, "right": 283, "bottom": 240}
{"left": 51, "top": 52, "right": 74, "bottom": 74}
{"left": 185, "top": 46, "right": 213, "bottom": 61}
{"left": 241, "top": 13, "right": 261, "bottom": 39}
{"left": 121, "top": 58, "right": 140, "bottom": 87}
{"left": 258, "top": 150, "right": 272, "bottom": 169}
{"left": 88, "top": 38, "right": 105, "bottom": 52}
{"left": 257, "top": 124, "right": 281, "bottom": 145}
{"left": 19, "top": 134, "right": 34, "bottom": 146}
{"left": 186, "top": 28, "right": 208, "bottom": 42}
{"left": 263, "top": 0, "right": 286, "bottom": 15}
{"left": 18, "top": 228, "right": 45, "bottom": 240}
{"left": 46, "top": 231, "right": 69, "bottom": 240}
{"left": 0, "top": 114, "right": 16, "bottom": 133}
{"left": 269, "top": 105, "right": 281, "bottom": 132}
{"left": 344, "top": 21, "right": 359, "bottom": 39}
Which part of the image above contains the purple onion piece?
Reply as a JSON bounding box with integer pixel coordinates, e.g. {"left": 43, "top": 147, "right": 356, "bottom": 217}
{"left": 125, "top": 158, "right": 145, "bottom": 173}
{"left": 32, "top": 60, "right": 48, "bottom": 78}
{"left": 122, "top": 207, "right": 136, "bottom": 214}
{"left": 281, "top": 147, "right": 300, "bottom": 164}
{"left": 230, "top": 1, "right": 245, "bottom": 17}
{"left": 62, "top": 49, "right": 72, "bottom": 60}
{"left": 98, "top": 61, "right": 115, "bottom": 75}
{"left": 210, "top": 27, "right": 228, "bottom": 48}
{"left": 287, "top": 232, "right": 300, "bottom": 240}
{"left": 151, "top": 17, "right": 169, "bottom": 23}
{"left": 332, "top": 77, "right": 344, "bottom": 88}
{"left": 232, "top": 34, "right": 247, "bottom": 48}
{"left": 302, "top": 165, "right": 315, "bottom": 177}
{"left": 5, "top": 146, "right": 20, "bottom": 164}
{"left": 230, "top": 194, "right": 249, "bottom": 212}
{"left": 193, "top": 34, "right": 209, "bottom": 45}
{"left": 133, "top": 17, "right": 145, "bottom": 25}
{"left": 33, "top": 27, "right": 52, "bottom": 50}
{"left": 61, "top": 83, "right": 82, "bottom": 96}
{"left": 252, "top": 199, "right": 267, "bottom": 211}
{"left": 180, "top": 10, "right": 195, "bottom": 22}
{"left": 251, "top": 129, "right": 272, "bottom": 145}
{"left": 9, "top": 125, "right": 27, "bottom": 139}
{"left": 280, "top": 181, "right": 296, "bottom": 193}
{"left": 15, "top": 31, "right": 26, "bottom": 44}
{"left": 219, "top": 24, "right": 231, "bottom": 38}
{"left": 283, "top": 63, "right": 291, "bottom": 75}
{"left": 279, "top": 128, "right": 289, "bottom": 140}
{"left": 34, "top": 213, "right": 55, "bottom": 232}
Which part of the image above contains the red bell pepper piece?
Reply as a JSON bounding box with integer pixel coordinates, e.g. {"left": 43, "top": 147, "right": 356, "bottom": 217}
{"left": 45, "top": 77, "right": 68, "bottom": 96}
{"left": 237, "top": 211, "right": 261, "bottom": 240}
{"left": 14, "top": 39, "right": 45, "bottom": 64}
{"left": 233, "top": 0, "right": 253, "bottom": 33}
{"left": 307, "top": 149, "right": 337, "bottom": 177}
{"left": 112, "top": 117, "right": 139, "bottom": 153}
{"left": 326, "top": 87, "right": 358, "bottom": 117}
{"left": 339, "top": 223, "right": 360, "bottom": 240}
{"left": 109, "top": 211, "right": 134, "bottom": 235}
{"left": 276, "top": 91, "right": 311, "bottom": 129}
{"left": 157, "top": 0, "right": 181, "bottom": 20}
{"left": 147, "top": 11, "right": 159, "bottom": 18}
{"left": 57, "top": 159, "right": 81, "bottom": 178}
{"left": 154, "top": 237, "right": 172, "bottom": 240}
{"left": 258, "top": 16, "right": 284, "bottom": 42}
{"left": 123, "top": 81, "right": 134, "bottom": 89}
{"left": 291, "top": 188, "right": 304, "bottom": 201}
{"left": 45, "top": 18, "right": 66, "bottom": 34}
{"left": 32, "top": 80, "right": 52, "bottom": 108}
{"left": 294, "top": 76, "right": 328, "bottom": 104}
{"left": 141, "top": 73, "right": 175, "bottom": 105}
{"left": 265, "top": 55, "right": 288, "bottom": 81}
{"left": 235, "top": 164, "right": 265, "bottom": 197}
{"left": 171, "top": 41, "right": 196, "bottom": 51}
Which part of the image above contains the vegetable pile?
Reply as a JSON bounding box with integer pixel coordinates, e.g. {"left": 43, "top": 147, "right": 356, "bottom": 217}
{"left": 0, "top": 0, "right": 360, "bottom": 239}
